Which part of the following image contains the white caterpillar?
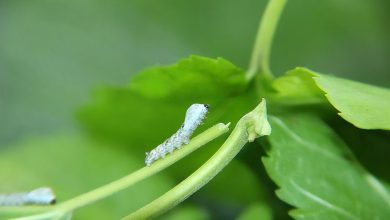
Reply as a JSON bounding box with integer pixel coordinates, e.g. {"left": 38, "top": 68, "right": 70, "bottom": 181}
{"left": 0, "top": 187, "right": 56, "bottom": 206}
{"left": 145, "top": 103, "right": 209, "bottom": 166}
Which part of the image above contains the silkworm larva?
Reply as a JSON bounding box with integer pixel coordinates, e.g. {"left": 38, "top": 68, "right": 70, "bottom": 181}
{"left": 145, "top": 104, "right": 209, "bottom": 166}
{"left": 0, "top": 187, "right": 56, "bottom": 206}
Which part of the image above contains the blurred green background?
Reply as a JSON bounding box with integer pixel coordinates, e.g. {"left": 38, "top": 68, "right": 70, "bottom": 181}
{"left": 0, "top": 0, "right": 389, "bottom": 219}
{"left": 1, "top": 0, "right": 389, "bottom": 144}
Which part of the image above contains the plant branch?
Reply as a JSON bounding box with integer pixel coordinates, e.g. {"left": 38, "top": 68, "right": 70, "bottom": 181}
{"left": 14, "top": 123, "right": 229, "bottom": 219}
{"left": 57, "top": 123, "right": 229, "bottom": 212}
{"left": 123, "top": 99, "right": 271, "bottom": 220}
{"left": 247, "top": 0, "right": 287, "bottom": 81}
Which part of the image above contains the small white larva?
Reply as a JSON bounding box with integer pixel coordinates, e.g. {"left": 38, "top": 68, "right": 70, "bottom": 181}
{"left": 0, "top": 187, "right": 56, "bottom": 206}
{"left": 145, "top": 103, "right": 209, "bottom": 166}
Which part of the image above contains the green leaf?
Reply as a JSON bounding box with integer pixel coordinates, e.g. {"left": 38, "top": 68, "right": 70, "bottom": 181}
{"left": 313, "top": 74, "right": 390, "bottom": 130}
{"left": 129, "top": 55, "right": 247, "bottom": 100}
{"left": 268, "top": 67, "right": 324, "bottom": 105}
{"left": 262, "top": 114, "right": 390, "bottom": 219}
{"left": 269, "top": 67, "right": 390, "bottom": 130}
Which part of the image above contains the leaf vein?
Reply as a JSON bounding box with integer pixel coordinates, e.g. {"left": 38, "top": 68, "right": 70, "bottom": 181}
{"left": 270, "top": 116, "right": 339, "bottom": 160}
{"left": 290, "top": 180, "right": 358, "bottom": 220}
{"left": 364, "top": 174, "right": 390, "bottom": 209}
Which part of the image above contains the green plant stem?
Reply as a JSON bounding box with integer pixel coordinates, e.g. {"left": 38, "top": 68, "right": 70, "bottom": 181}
{"left": 55, "top": 123, "right": 229, "bottom": 212}
{"left": 124, "top": 127, "right": 247, "bottom": 220}
{"left": 15, "top": 123, "right": 229, "bottom": 220}
{"left": 247, "top": 0, "right": 287, "bottom": 81}
{"left": 123, "top": 99, "right": 271, "bottom": 220}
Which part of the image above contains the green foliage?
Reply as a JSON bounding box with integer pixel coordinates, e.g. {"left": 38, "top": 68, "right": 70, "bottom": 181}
{"left": 269, "top": 67, "right": 390, "bottom": 131}
{"left": 314, "top": 74, "right": 390, "bottom": 130}
{"left": 263, "top": 114, "right": 390, "bottom": 219}
{"left": 268, "top": 67, "right": 325, "bottom": 105}
{"left": 129, "top": 56, "right": 247, "bottom": 100}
